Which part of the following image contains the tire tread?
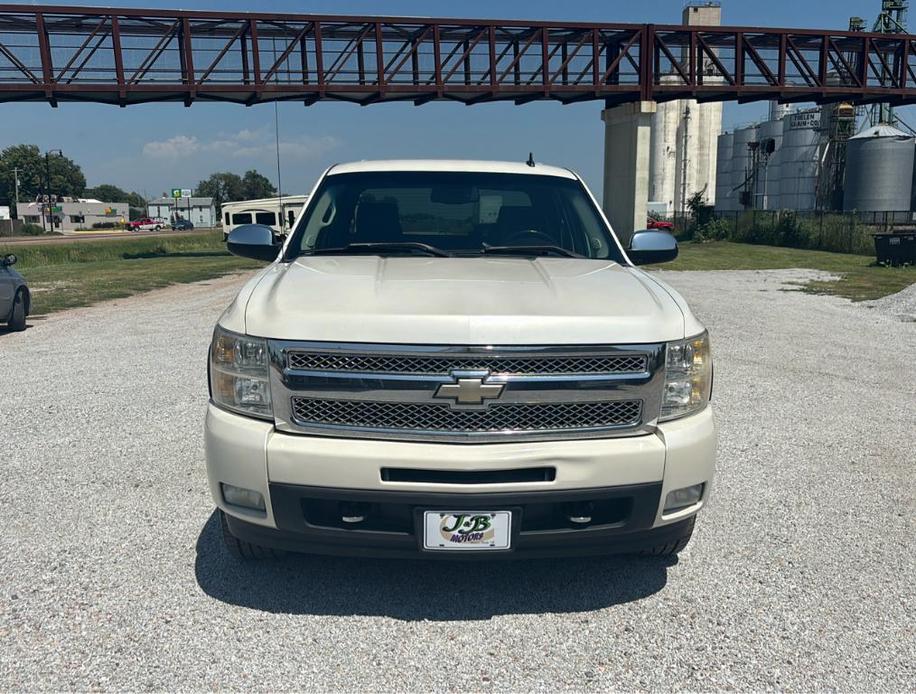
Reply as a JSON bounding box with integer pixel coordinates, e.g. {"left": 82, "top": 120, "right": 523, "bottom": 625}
{"left": 8, "top": 289, "right": 26, "bottom": 331}
{"left": 640, "top": 516, "right": 695, "bottom": 557}
{"left": 219, "top": 510, "right": 284, "bottom": 560}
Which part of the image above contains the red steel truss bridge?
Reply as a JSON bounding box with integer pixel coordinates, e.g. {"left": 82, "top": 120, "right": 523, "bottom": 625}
{"left": 2, "top": 4, "right": 916, "bottom": 107}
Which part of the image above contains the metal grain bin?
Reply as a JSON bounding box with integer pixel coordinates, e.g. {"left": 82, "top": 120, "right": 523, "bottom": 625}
{"left": 779, "top": 108, "right": 821, "bottom": 211}
{"left": 758, "top": 118, "right": 784, "bottom": 210}
{"left": 715, "top": 131, "right": 735, "bottom": 211}
{"left": 844, "top": 124, "right": 915, "bottom": 213}
{"left": 731, "top": 124, "right": 758, "bottom": 209}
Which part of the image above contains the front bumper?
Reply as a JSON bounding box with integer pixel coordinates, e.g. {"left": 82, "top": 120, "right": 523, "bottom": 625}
{"left": 205, "top": 403, "right": 716, "bottom": 557}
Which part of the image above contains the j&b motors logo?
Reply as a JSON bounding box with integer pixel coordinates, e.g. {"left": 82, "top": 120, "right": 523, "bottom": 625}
{"left": 438, "top": 513, "right": 495, "bottom": 544}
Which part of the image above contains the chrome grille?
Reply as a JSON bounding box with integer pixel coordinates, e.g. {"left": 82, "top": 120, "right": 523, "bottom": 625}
{"left": 286, "top": 351, "right": 647, "bottom": 375}
{"left": 291, "top": 397, "right": 642, "bottom": 433}
{"left": 271, "top": 341, "right": 665, "bottom": 443}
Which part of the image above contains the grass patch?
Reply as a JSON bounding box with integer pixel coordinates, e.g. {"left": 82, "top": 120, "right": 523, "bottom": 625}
{"left": 1, "top": 230, "right": 261, "bottom": 315}
{"left": 663, "top": 241, "right": 914, "bottom": 301}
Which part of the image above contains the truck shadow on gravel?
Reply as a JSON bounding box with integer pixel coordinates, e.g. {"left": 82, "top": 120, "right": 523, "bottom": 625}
{"left": 194, "top": 512, "right": 674, "bottom": 620}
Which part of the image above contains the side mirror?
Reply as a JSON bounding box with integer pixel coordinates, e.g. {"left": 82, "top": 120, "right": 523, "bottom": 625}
{"left": 226, "top": 224, "right": 279, "bottom": 262}
{"left": 628, "top": 230, "right": 678, "bottom": 265}
{"left": 1, "top": 253, "right": 17, "bottom": 267}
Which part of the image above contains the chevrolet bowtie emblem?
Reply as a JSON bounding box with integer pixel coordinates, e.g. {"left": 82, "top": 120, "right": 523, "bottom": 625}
{"left": 434, "top": 377, "right": 504, "bottom": 406}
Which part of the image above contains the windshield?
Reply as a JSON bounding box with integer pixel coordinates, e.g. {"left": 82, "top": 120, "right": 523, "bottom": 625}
{"left": 286, "top": 171, "right": 625, "bottom": 262}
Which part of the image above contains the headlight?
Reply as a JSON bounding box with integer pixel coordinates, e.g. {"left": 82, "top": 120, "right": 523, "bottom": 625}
{"left": 209, "top": 325, "right": 272, "bottom": 420}
{"left": 660, "top": 331, "right": 712, "bottom": 421}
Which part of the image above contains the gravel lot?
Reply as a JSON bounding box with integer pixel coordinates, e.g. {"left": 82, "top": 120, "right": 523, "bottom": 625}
{"left": 1, "top": 268, "right": 913, "bottom": 691}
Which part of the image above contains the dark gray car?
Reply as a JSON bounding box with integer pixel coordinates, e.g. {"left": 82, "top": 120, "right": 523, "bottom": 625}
{"left": 1, "top": 253, "right": 29, "bottom": 331}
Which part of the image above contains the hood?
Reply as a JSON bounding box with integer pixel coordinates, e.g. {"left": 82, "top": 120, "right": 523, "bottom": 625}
{"left": 228, "top": 257, "right": 687, "bottom": 345}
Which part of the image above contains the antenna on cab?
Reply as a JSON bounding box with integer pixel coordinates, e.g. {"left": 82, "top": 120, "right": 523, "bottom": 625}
{"left": 526, "top": 152, "right": 536, "bottom": 167}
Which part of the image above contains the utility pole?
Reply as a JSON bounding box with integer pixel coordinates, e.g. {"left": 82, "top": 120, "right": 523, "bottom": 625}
{"left": 12, "top": 167, "right": 20, "bottom": 220}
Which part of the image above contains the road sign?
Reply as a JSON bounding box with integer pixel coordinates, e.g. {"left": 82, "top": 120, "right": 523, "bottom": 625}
{"left": 181, "top": 188, "right": 192, "bottom": 198}
{"left": 171, "top": 188, "right": 181, "bottom": 199}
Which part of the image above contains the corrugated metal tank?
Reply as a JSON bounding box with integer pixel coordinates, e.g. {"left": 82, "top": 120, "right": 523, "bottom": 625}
{"left": 715, "top": 132, "right": 735, "bottom": 211}
{"left": 779, "top": 108, "right": 821, "bottom": 211}
{"left": 758, "top": 118, "right": 784, "bottom": 210}
{"left": 731, "top": 124, "right": 759, "bottom": 209}
{"left": 844, "top": 124, "right": 916, "bottom": 212}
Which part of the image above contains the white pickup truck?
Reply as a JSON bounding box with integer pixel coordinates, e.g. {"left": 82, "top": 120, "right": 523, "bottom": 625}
{"left": 207, "top": 160, "right": 715, "bottom": 559}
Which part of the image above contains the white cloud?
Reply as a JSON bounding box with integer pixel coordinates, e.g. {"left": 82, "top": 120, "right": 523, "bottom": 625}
{"left": 142, "top": 135, "right": 200, "bottom": 159}
{"left": 233, "top": 136, "right": 339, "bottom": 161}
{"left": 141, "top": 130, "right": 339, "bottom": 163}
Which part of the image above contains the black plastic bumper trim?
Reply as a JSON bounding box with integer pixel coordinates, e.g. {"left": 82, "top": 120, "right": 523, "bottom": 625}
{"left": 223, "top": 482, "right": 679, "bottom": 559}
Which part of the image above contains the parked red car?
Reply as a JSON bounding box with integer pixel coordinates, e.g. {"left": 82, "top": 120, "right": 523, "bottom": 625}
{"left": 646, "top": 218, "right": 674, "bottom": 231}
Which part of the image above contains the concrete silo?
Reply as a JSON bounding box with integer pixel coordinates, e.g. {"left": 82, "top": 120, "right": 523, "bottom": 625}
{"left": 648, "top": 90, "right": 681, "bottom": 216}
{"left": 844, "top": 124, "right": 915, "bottom": 212}
{"left": 778, "top": 109, "right": 822, "bottom": 211}
{"left": 646, "top": 2, "right": 722, "bottom": 215}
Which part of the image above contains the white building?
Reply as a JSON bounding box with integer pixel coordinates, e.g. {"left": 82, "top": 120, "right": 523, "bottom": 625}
{"left": 21, "top": 198, "right": 129, "bottom": 231}
{"left": 648, "top": 3, "right": 723, "bottom": 216}
{"left": 147, "top": 197, "right": 216, "bottom": 228}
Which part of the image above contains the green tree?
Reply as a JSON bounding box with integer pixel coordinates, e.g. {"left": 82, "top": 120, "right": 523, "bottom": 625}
{"left": 84, "top": 183, "right": 129, "bottom": 202}
{"left": 0, "top": 145, "right": 86, "bottom": 208}
{"left": 194, "top": 172, "right": 245, "bottom": 212}
{"left": 126, "top": 191, "right": 146, "bottom": 210}
{"left": 241, "top": 169, "right": 277, "bottom": 200}
{"left": 85, "top": 184, "right": 147, "bottom": 220}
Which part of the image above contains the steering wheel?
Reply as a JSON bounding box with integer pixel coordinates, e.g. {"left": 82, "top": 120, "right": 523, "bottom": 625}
{"left": 501, "top": 229, "right": 557, "bottom": 246}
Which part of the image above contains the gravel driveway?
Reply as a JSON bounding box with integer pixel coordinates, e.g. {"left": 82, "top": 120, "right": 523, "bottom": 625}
{"left": 1, "top": 269, "right": 913, "bottom": 691}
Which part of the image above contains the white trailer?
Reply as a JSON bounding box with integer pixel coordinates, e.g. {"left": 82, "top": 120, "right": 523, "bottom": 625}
{"left": 221, "top": 195, "right": 309, "bottom": 240}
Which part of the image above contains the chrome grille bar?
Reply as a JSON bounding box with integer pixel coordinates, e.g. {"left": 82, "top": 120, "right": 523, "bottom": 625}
{"left": 291, "top": 398, "right": 643, "bottom": 434}
{"left": 286, "top": 351, "right": 647, "bottom": 375}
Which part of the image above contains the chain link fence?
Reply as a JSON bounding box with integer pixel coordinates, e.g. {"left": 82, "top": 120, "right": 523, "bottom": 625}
{"left": 673, "top": 209, "right": 916, "bottom": 256}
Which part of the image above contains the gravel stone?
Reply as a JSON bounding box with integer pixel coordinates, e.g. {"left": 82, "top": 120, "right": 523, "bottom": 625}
{"left": 0, "top": 268, "right": 913, "bottom": 691}
{"left": 862, "top": 280, "right": 916, "bottom": 323}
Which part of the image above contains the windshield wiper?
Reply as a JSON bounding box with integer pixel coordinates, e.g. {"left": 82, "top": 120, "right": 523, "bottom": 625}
{"left": 479, "top": 243, "right": 582, "bottom": 258}
{"left": 303, "top": 242, "right": 451, "bottom": 257}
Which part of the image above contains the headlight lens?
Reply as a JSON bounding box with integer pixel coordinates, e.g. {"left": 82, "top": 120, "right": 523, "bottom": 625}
{"left": 209, "top": 325, "right": 272, "bottom": 420}
{"left": 660, "top": 331, "right": 712, "bottom": 421}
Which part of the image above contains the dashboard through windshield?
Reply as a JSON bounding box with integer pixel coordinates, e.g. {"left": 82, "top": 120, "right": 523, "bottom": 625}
{"left": 285, "top": 171, "right": 625, "bottom": 262}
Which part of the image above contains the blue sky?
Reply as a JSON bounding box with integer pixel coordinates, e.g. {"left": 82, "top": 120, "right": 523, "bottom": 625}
{"left": 1, "top": 0, "right": 894, "bottom": 198}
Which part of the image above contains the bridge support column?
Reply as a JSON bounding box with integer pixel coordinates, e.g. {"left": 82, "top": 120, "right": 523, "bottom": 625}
{"left": 601, "top": 101, "right": 656, "bottom": 248}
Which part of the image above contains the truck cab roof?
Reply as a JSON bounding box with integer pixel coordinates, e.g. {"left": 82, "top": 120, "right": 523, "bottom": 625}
{"left": 328, "top": 159, "right": 579, "bottom": 179}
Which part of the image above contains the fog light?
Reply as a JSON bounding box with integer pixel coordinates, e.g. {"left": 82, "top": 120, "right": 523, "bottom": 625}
{"left": 221, "top": 483, "right": 266, "bottom": 512}
{"left": 664, "top": 483, "right": 704, "bottom": 513}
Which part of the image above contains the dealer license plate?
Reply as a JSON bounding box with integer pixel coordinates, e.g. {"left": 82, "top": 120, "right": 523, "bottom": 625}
{"left": 422, "top": 511, "right": 512, "bottom": 551}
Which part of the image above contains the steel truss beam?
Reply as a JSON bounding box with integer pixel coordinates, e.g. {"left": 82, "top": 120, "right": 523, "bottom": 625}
{"left": 0, "top": 4, "right": 915, "bottom": 107}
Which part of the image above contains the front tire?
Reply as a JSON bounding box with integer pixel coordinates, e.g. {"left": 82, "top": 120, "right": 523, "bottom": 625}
{"left": 8, "top": 289, "right": 26, "bottom": 331}
{"left": 641, "top": 516, "right": 695, "bottom": 557}
{"left": 219, "top": 509, "right": 284, "bottom": 560}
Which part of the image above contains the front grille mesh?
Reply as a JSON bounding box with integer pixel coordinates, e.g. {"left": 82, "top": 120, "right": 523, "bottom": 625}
{"left": 286, "top": 352, "right": 647, "bottom": 375}
{"left": 291, "top": 398, "right": 642, "bottom": 433}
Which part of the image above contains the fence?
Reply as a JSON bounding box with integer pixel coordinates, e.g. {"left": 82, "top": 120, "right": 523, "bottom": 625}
{"left": 0, "top": 219, "right": 24, "bottom": 238}
{"left": 674, "top": 209, "right": 916, "bottom": 256}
